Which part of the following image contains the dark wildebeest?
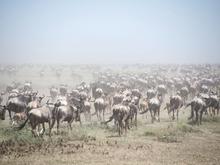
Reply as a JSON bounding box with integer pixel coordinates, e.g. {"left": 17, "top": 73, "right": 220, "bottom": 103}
{"left": 52, "top": 102, "right": 81, "bottom": 133}
{"left": 206, "top": 94, "right": 219, "bottom": 116}
{"left": 164, "top": 95, "right": 183, "bottom": 121}
{"left": 185, "top": 97, "right": 208, "bottom": 125}
{"left": 18, "top": 103, "right": 55, "bottom": 137}
{"left": 6, "top": 92, "right": 35, "bottom": 121}
{"left": 0, "top": 105, "right": 6, "bottom": 120}
{"left": 104, "top": 104, "right": 130, "bottom": 136}
{"left": 140, "top": 96, "right": 162, "bottom": 123}
{"left": 128, "top": 103, "right": 138, "bottom": 128}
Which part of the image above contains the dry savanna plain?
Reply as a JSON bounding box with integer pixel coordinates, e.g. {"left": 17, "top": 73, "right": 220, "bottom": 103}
{"left": 0, "top": 65, "right": 219, "bottom": 165}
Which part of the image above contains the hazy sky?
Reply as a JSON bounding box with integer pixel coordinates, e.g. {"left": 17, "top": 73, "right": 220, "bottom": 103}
{"left": 0, "top": 0, "right": 220, "bottom": 64}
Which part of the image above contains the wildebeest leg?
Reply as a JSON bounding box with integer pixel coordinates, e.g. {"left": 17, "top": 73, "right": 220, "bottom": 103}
{"left": 118, "top": 120, "right": 122, "bottom": 136}
{"left": 8, "top": 110, "right": 12, "bottom": 121}
{"left": 188, "top": 106, "right": 194, "bottom": 120}
{"left": 84, "top": 112, "right": 87, "bottom": 121}
{"left": 209, "top": 107, "right": 212, "bottom": 116}
{"left": 102, "top": 109, "right": 105, "bottom": 121}
{"left": 176, "top": 109, "right": 179, "bottom": 121}
{"left": 79, "top": 114, "right": 82, "bottom": 125}
{"left": 135, "top": 112, "right": 137, "bottom": 127}
{"left": 199, "top": 111, "right": 203, "bottom": 125}
{"left": 153, "top": 110, "right": 157, "bottom": 121}
{"left": 149, "top": 109, "right": 154, "bottom": 123}
{"left": 172, "top": 109, "right": 175, "bottom": 120}
{"left": 40, "top": 123, "right": 45, "bottom": 136}
{"left": 68, "top": 121, "right": 72, "bottom": 130}
{"left": 217, "top": 105, "right": 219, "bottom": 115}
{"left": 212, "top": 108, "right": 216, "bottom": 116}
{"left": 124, "top": 119, "right": 128, "bottom": 136}
{"left": 31, "top": 123, "right": 37, "bottom": 137}
{"left": 195, "top": 110, "right": 199, "bottom": 125}
{"left": 88, "top": 110, "right": 91, "bottom": 121}
{"left": 50, "top": 119, "right": 55, "bottom": 131}
{"left": 57, "top": 119, "right": 60, "bottom": 134}
{"left": 158, "top": 109, "right": 160, "bottom": 122}
{"left": 96, "top": 109, "right": 99, "bottom": 121}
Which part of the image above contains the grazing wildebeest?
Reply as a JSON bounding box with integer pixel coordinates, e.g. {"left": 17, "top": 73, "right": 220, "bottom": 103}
{"left": 104, "top": 104, "right": 130, "bottom": 136}
{"left": 164, "top": 95, "right": 183, "bottom": 121}
{"left": 52, "top": 102, "right": 81, "bottom": 133}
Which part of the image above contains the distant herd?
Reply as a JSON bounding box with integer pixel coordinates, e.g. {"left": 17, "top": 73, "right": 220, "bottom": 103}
{"left": 0, "top": 64, "right": 219, "bottom": 136}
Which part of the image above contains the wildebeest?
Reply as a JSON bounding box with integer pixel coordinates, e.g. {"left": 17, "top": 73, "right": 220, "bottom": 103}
{"left": 104, "top": 104, "right": 130, "bottom": 136}
{"left": 185, "top": 96, "right": 208, "bottom": 124}
{"left": 27, "top": 94, "right": 45, "bottom": 112}
{"left": 206, "top": 94, "right": 219, "bottom": 116}
{"left": 140, "top": 96, "right": 162, "bottom": 123}
{"left": 0, "top": 105, "right": 6, "bottom": 120}
{"left": 0, "top": 92, "right": 4, "bottom": 105}
{"left": 6, "top": 92, "right": 35, "bottom": 121}
{"left": 147, "top": 89, "right": 157, "bottom": 99}
{"left": 52, "top": 102, "right": 81, "bottom": 133}
{"left": 12, "top": 112, "right": 27, "bottom": 126}
{"left": 94, "top": 97, "right": 108, "bottom": 121}
{"left": 82, "top": 100, "right": 91, "bottom": 121}
{"left": 128, "top": 103, "right": 138, "bottom": 127}
{"left": 18, "top": 103, "right": 55, "bottom": 137}
{"left": 112, "top": 93, "right": 124, "bottom": 105}
{"left": 164, "top": 95, "right": 183, "bottom": 121}
{"left": 180, "top": 87, "right": 189, "bottom": 104}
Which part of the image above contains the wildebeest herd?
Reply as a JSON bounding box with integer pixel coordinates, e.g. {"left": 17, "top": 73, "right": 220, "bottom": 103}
{"left": 0, "top": 64, "right": 219, "bottom": 137}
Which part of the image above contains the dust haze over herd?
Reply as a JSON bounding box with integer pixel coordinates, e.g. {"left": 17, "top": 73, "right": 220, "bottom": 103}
{"left": 1, "top": 0, "right": 220, "bottom": 64}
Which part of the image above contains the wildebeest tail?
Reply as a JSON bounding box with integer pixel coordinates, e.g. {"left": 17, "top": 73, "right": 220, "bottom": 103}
{"left": 139, "top": 109, "right": 148, "bottom": 114}
{"left": 185, "top": 102, "right": 191, "bottom": 109}
{"left": 18, "top": 118, "right": 29, "bottom": 130}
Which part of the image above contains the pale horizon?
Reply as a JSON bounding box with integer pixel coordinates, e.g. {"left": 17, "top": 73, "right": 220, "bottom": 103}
{"left": 1, "top": 0, "right": 220, "bottom": 64}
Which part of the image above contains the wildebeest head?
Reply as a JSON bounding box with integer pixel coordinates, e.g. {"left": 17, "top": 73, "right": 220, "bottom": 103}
{"left": 0, "top": 105, "right": 6, "bottom": 120}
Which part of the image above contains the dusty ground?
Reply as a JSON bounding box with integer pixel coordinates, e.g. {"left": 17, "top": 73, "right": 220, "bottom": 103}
{"left": 0, "top": 66, "right": 220, "bottom": 165}
{"left": 0, "top": 113, "right": 219, "bottom": 165}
